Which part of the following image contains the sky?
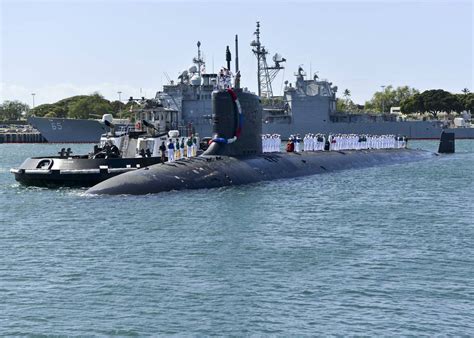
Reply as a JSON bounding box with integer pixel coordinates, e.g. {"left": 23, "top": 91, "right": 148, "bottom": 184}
{"left": 0, "top": 0, "right": 472, "bottom": 107}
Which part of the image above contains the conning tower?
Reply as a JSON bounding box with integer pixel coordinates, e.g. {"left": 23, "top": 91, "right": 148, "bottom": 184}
{"left": 204, "top": 89, "right": 262, "bottom": 157}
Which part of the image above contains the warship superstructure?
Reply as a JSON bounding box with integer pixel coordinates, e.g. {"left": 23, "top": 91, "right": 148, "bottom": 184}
{"left": 28, "top": 22, "right": 474, "bottom": 142}
{"left": 86, "top": 78, "right": 452, "bottom": 196}
{"left": 144, "top": 40, "right": 216, "bottom": 138}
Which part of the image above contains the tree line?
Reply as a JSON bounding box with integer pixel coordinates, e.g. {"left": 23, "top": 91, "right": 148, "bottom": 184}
{"left": 337, "top": 86, "right": 473, "bottom": 118}
{"left": 0, "top": 93, "right": 134, "bottom": 121}
{"left": 1, "top": 88, "right": 473, "bottom": 121}
{"left": 401, "top": 89, "right": 473, "bottom": 119}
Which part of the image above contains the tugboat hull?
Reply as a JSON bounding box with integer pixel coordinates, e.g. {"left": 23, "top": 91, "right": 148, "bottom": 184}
{"left": 11, "top": 156, "right": 162, "bottom": 187}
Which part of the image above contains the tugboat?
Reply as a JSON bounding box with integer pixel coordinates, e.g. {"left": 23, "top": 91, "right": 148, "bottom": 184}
{"left": 10, "top": 117, "right": 200, "bottom": 187}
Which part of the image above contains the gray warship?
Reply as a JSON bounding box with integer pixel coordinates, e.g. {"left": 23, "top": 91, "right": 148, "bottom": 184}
{"left": 27, "top": 115, "right": 131, "bottom": 143}
{"left": 28, "top": 22, "right": 474, "bottom": 142}
{"left": 86, "top": 69, "right": 454, "bottom": 196}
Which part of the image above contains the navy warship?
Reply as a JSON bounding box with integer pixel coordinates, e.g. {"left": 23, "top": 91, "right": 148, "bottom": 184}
{"left": 86, "top": 59, "right": 453, "bottom": 196}
{"left": 29, "top": 22, "right": 473, "bottom": 142}
{"left": 27, "top": 115, "right": 131, "bottom": 143}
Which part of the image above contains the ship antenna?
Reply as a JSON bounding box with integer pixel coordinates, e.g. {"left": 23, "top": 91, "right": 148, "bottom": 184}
{"left": 235, "top": 35, "right": 239, "bottom": 73}
{"left": 196, "top": 41, "right": 203, "bottom": 77}
{"left": 226, "top": 46, "right": 232, "bottom": 71}
{"left": 193, "top": 41, "right": 205, "bottom": 98}
{"left": 251, "top": 21, "right": 286, "bottom": 98}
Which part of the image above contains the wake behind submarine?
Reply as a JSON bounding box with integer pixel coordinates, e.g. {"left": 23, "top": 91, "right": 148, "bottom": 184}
{"left": 86, "top": 83, "right": 454, "bottom": 195}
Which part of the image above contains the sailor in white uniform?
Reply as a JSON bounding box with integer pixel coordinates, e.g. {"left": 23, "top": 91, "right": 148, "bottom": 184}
{"left": 167, "top": 139, "right": 175, "bottom": 162}
{"left": 295, "top": 135, "right": 301, "bottom": 152}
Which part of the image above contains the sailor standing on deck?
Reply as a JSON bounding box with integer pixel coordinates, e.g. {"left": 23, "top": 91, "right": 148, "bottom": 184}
{"left": 295, "top": 134, "right": 301, "bottom": 152}
{"left": 186, "top": 137, "right": 193, "bottom": 157}
{"left": 175, "top": 139, "right": 180, "bottom": 159}
{"left": 218, "top": 68, "right": 226, "bottom": 89}
{"left": 159, "top": 141, "right": 166, "bottom": 162}
{"left": 180, "top": 138, "right": 185, "bottom": 158}
{"left": 192, "top": 135, "right": 198, "bottom": 156}
{"left": 167, "top": 139, "right": 175, "bottom": 162}
{"left": 273, "top": 134, "right": 280, "bottom": 152}
{"left": 309, "top": 133, "right": 314, "bottom": 151}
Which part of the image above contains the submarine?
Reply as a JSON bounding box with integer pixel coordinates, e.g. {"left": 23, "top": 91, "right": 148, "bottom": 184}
{"left": 86, "top": 84, "right": 454, "bottom": 196}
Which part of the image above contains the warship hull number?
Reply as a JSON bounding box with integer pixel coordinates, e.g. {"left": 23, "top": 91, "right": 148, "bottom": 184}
{"left": 51, "top": 122, "right": 63, "bottom": 131}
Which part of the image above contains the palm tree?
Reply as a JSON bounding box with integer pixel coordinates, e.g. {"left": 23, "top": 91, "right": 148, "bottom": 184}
{"left": 343, "top": 89, "right": 351, "bottom": 100}
{"left": 342, "top": 89, "right": 353, "bottom": 112}
{"left": 462, "top": 88, "right": 470, "bottom": 95}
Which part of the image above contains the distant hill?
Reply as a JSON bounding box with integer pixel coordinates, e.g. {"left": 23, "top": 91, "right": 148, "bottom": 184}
{"left": 30, "top": 93, "right": 131, "bottom": 119}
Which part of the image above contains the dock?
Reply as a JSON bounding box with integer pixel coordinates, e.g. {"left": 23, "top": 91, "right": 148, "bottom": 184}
{"left": 0, "top": 132, "right": 46, "bottom": 143}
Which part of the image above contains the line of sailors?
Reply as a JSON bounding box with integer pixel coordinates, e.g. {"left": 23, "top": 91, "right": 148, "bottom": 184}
{"left": 303, "top": 133, "right": 327, "bottom": 151}
{"left": 282, "top": 133, "right": 407, "bottom": 152}
{"left": 164, "top": 137, "right": 198, "bottom": 162}
{"left": 327, "top": 134, "right": 407, "bottom": 151}
{"left": 262, "top": 134, "right": 282, "bottom": 153}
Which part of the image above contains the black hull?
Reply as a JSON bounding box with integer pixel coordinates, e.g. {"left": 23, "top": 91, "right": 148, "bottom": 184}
{"left": 86, "top": 148, "right": 436, "bottom": 195}
{"left": 12, "top": 156, "right": 162, "bottom": 187}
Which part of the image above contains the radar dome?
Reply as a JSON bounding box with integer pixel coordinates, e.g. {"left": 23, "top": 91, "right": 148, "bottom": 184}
{"left": 273, "top": 53, "right": 284, "bottom": 62}
{"left": 188, "top": 65, "right": 198, "bottom": 74}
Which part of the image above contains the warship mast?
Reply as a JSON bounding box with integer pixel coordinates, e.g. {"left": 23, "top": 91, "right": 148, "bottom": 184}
{"left": 193, "top": 41, "right": 204, "bottom": 77}
{"left": 251, "top": 21, "right": 286, "bottom": 98}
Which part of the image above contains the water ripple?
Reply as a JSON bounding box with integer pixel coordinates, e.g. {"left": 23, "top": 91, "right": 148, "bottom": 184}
{"left": 0, "top": 141, "right": 473, "bottom": 335}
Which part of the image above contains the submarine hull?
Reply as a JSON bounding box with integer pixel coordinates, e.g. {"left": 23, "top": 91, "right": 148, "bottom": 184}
{"left": 86, "top": 148, "right": 434, "bottom": 195}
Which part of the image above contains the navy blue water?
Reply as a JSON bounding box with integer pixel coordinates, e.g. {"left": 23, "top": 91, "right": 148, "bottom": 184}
{"left": 1, "top": 141, "right": 473, "bottom": 335}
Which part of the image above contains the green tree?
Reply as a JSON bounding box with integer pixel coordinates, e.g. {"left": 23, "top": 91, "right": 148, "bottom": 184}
{"left": 365, "top": 85, "right": 419, "bottom": 113}
{"left": 30, "top": 94, "right": 115, "bottom": 119}
{"left": 400, "top": 94, "right": 424, "bottom": 115}
{"left": 0, "top": 100, "right": 30, "bottom": 120}
{"left": 110, "top": 100, "right": 125, "bottom": 115}
{"left": 31, "top": 103, "right": 62, "bottom": 117}
{"left": 336, "top": 98, "right": 348, "bottom": 112}
{"left": 457, "top": 92, "right": 474, "bottom": 112}
{"left": 69, "top": 97, "right": 92, "bottom": 119}
{"left": 401, "top": 89, "right": 463, "bottom": 118}
{"left": 343, "top": 89, "right": 351, "bottom": 101}
{"left": 422, "top": 89, "right": 462, "bottom": 118}
{"left": 68, "top": 94, "right": 113, "bottom": 119}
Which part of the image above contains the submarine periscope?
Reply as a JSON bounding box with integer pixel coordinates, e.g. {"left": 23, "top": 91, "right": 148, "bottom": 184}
{"left": 86, "top": 84, "right": 453, "bottom": 196}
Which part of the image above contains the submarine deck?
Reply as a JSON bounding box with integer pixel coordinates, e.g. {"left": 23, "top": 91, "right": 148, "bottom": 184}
{"left": 86, "top": 148, "right": 435, "bottom": 195}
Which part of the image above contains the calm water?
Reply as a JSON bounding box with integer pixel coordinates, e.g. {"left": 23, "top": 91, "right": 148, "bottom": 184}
{"left": 1, "top": 141, "right": 473, "bottom": 335}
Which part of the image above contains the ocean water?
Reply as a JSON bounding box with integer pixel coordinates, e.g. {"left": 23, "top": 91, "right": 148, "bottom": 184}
{"left": 0, "top": 141, "right": 473, "bottom": 335}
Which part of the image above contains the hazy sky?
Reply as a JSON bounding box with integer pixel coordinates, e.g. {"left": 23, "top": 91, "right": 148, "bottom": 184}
{"left": 0, "top": 0, "right": 472, "bottom": 106}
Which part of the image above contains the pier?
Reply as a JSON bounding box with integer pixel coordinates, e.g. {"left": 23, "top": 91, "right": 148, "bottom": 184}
{"left": 0, "top": 132, "right": 46, "bottom": 143}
